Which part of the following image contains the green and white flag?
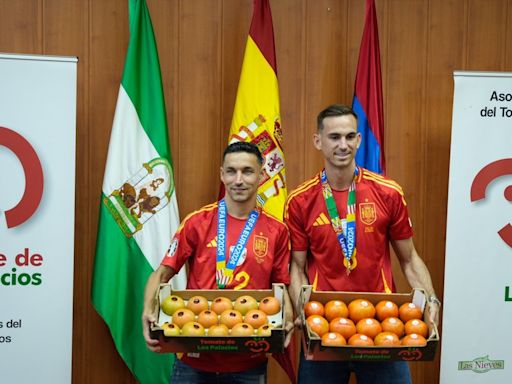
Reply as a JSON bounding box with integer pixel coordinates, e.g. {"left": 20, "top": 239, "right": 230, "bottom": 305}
{"left": 92, "top": 1, "right": 186, "bottom": 383}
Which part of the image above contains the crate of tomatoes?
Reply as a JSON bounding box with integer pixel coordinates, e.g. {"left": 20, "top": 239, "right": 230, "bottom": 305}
{"left": 150, "top": 283, "right": 286, "bottom": 354}
{"left": 300, "top": 285, "right": 439, "bottom": 361}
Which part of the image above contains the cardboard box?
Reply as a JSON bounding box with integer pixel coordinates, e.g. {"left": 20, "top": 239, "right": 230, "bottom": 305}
{"left": 151, "top": 283, "right": 286, "bottom": 354}
{"left": 300, "top": 286, "right": 439, "bottom": 361}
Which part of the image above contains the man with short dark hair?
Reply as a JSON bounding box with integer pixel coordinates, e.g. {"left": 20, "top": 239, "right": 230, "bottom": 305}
{"left": 285, "top": 104, "right": 440, "bottom": 384}
{"left": 143, "top": 141, "right": 293, "bottom": 384}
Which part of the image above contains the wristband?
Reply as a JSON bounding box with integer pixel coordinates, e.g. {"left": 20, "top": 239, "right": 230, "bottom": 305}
{"left": 428, "top": 295, "right": 442, "bottom": 307}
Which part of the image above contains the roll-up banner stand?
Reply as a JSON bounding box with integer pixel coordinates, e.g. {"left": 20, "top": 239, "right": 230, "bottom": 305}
{"left": 0, "top": 53, "right": 77, "bottom": 383}
{"left": 441, "top": 71, "right": 512, "bottom": 383}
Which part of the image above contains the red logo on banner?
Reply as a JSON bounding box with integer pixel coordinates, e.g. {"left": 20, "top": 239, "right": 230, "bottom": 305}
{"left": 0, "top": 126, "right": 44, "bottom": 228}
{"left": 470, "top": 158, "right": 512, "bottom": 248}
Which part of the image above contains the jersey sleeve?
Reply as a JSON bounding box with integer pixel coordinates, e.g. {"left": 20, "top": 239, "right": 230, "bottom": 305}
{"left": 161, "top": 218, "right": 196, "bottom": 272}
{"left": 270, "top": 223, "right": 291, "bottom": 285}
{"left": 284, "top": 195, "right": 310, "bottom": 251}
{"left": 388, "top": 189, "right": 413, "bottom": 240}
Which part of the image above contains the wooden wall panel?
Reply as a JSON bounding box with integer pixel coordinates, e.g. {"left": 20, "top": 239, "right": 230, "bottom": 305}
{"left": 466, "top": 0, "right": 508, "bottom": 70}
{"left": 385, "top": 1, "right": 428, "bottom": 310}
{"left": 273, "top": 0, "right": 306, "bottom": 191}
{"left": 420, "top": 1, "right": 467, "bottom": 382}
{"left": 3, "top": 1, "right": 512, "bottom": 383}
{"left": 303, "top": 0, "right": 348, "bottom": 180}
{"left": 385, "top": 0, "right": 427, "bottom": 217}
{"left": 346, "top": 0, "right": 365, "bottom": 104}
{"left": 508, "top": 0, "right": 512, "bottom": 68}
{"left": 148, "top": 0, "right": 180, "bottom": 184}
{"left": 373, "top": 0, "right": 389, "bottom": 108}
{"left": 221, "top": 0, "right": 252, "bottom": 148}
{"left": 0, "top": 0, "right": 41, "bottom": 53}
{"left": 177, "top": 0, "right": 223, "bottom": 215}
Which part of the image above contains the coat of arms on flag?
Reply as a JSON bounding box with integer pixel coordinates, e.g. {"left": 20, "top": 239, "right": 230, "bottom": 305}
{"left": 103, "top": 157, "right": 175, "bottom": 237}
{"left": 230, "top": 114, "right": 286, "bottom": 209}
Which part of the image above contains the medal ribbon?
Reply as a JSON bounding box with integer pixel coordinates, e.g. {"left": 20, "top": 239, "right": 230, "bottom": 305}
{"left": 216, "top": 199, "right": 259, "bottom": 288}
{"left": 320, "top": 168, "right": 358, "bottom": 273}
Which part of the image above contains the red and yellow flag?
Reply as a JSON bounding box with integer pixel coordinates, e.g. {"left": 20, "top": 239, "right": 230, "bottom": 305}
{"left": 229, "top": 1, "right": 295, "bottom": 382}
{"left": 229, "top": 0, "right": 287, "bottom": 220}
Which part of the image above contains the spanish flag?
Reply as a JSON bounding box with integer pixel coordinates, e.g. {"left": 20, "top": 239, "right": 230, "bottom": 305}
{"left": 229, "top": 1, "right": 295, "bottom": 382}
{"left": 229, "top": 0, "right": 287, "bottom": 220}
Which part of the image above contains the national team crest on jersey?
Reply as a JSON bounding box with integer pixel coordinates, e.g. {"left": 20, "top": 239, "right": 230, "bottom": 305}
{"left": 359, "top": 202, "right": 377, "bottom": 225}
{"left": 253, "top": 235, "right": 268, "bottom": 263}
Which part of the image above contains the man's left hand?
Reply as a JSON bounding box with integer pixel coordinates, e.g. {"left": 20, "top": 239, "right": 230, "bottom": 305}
{"left": 425, "top": 299, "right": 440, "bottom": 337}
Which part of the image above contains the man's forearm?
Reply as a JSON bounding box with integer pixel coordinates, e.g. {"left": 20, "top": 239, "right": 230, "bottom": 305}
{"left": 143, "top": 271, "right": 162, "bottom": 315}
{"left": 402, "top": 254, "right": 436, "bottom": 298}
{"left": 283, "top": 286, "right": 293, "bottom": 320}
{"left": 289, "top": 268, "right": 308, "bottom": 314}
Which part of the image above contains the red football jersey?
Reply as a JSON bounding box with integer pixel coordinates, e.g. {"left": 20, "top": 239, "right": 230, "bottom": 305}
{"left": 284, "top": 168, "right": 412, "bottom": 293}
{"left": 161, "top": 201, "right": 290, "bottom": 372}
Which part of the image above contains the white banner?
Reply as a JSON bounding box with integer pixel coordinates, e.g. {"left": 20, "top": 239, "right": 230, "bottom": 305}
{"left": 441, "top": 71, "right": 512, "bottom": 383}
{"left": 0, "top": 53, "right": 77, "bottom": 383}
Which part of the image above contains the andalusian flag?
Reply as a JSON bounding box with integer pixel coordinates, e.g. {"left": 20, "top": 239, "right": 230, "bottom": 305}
{"left": 229, "top": 0, "right": 287, "bottom": 219}
{"left": 352, "top": 0, "right": 385, "bottom": 174}
{"left": 92, "top": 1, "right": 186, "bottom": 383}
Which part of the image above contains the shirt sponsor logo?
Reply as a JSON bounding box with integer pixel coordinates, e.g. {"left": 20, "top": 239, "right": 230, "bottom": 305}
{"left": 458, "top": 355, "right": 505, "bottom": 373}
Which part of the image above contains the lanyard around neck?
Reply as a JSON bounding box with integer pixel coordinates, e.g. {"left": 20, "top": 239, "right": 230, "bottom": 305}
{"left": 216, "top": 199, "right": 259, "bottom": 288}
{"left": 320, "top": 168, "right": 358, "bottom": 275}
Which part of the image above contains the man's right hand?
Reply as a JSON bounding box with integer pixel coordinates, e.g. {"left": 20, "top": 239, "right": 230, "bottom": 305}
{"left": 142, "top": 311, "right": 161, "bottom": 352}
{"left": 142, "top": 265, "right": 177, "bottom": 352}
